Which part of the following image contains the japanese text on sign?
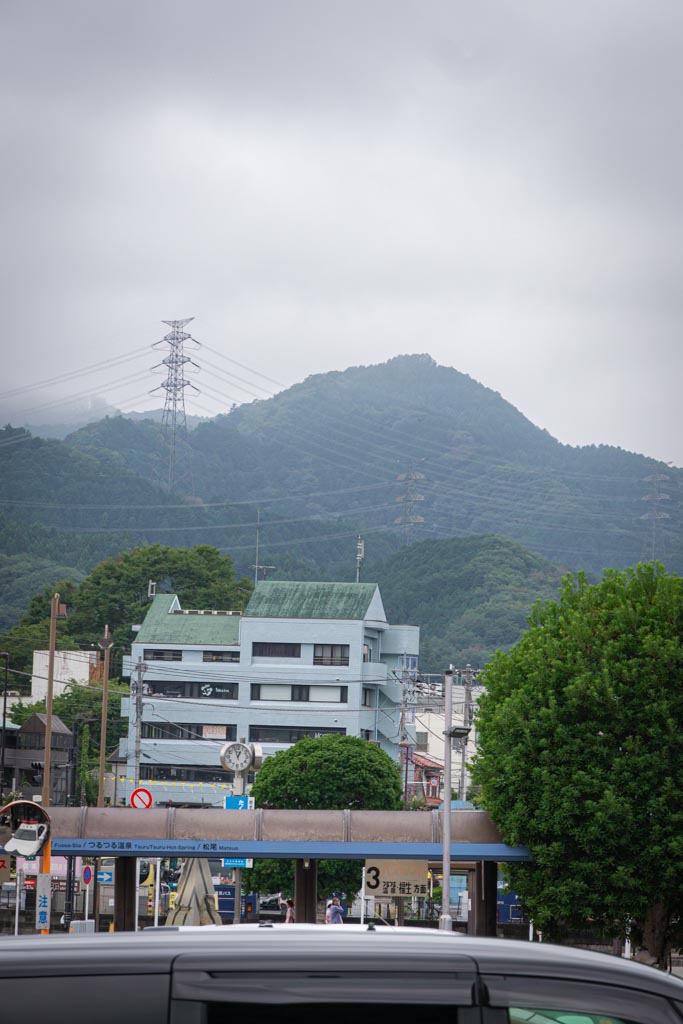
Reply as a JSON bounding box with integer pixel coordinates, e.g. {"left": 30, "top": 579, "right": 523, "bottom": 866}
{"left": 364, "top": 859, "right": 429, "bottom": 897}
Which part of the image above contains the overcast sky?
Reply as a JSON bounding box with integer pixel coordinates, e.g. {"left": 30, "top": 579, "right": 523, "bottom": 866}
{"left": 2, "top": 1, "right": 682, "bottom": 465}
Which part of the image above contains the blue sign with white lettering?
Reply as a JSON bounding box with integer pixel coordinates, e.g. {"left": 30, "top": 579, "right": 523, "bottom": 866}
{"left": 224, "top": 796, "right": 252, "bottom": 810}
{"left": 222, "top": 857, "right": 253, "bottom": 869}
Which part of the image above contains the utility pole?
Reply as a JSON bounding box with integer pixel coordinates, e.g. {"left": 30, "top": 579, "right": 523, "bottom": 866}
{"left": 0, "top": 652, "right": 9, "bottom": 802}
{"left": 42, "top": 593, "right": 64, "bottom": 807}
{"left": 97, "top": 625, "right": 113, "bottom": 807}
{"left": 398, "top": 654, "right": 412, "bottom": 808}
{"left": 459, "top": 664, "right": 473, "bottom": 802}
{"left": 132, "top": 657, "right": 147, "bottom": 786}
{"left": 439, "top": 667, "right": 454, "bottom": 932}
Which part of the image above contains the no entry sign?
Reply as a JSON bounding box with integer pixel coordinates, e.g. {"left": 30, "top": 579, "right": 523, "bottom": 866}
{"left": 130, "top": 787, "right": 153, "bottom": 809}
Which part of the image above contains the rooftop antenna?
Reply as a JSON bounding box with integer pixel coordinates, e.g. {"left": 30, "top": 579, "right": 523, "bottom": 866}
{"left": 150, "top": 318, "right": 200, "bottom": 494}
{"left": 356, "top": 535, "right": 365, "bottom": 583}
{"left": 147, "top": 580, "right": 157, "bottom": 598}
{"left": 252, "top": 509, "right": 276, "bottom": 583}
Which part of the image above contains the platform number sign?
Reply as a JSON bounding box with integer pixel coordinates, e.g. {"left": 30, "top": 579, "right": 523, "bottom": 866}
{"left": 364, "top": 860, "right": 429, "bottom": 897}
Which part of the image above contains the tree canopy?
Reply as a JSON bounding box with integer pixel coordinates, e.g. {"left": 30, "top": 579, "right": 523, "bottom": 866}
{"left": 245, "top": 735, "right": 403, "bottom": 901}
{"left": 472, "top": 564, "right": 683, "bottom": 967}
{"left": 0, "top": 543, "right": 252, "bottom": 677}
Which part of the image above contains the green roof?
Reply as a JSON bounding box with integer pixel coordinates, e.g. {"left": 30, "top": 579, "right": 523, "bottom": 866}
{"left": 245, "top": 581, "right": 378, "bottom": 620}
{"left": 135, "top": 594, "right": 241, "bottom": 645}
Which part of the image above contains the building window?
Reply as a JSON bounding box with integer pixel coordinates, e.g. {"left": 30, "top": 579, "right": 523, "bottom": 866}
{"left": 363, "top": 644, "right": 372, "bottom": 663}
{"left": 362, "top": 687, "right": 374, "bottom": 707}
{"left": 415, "top": 731, "right": 429, "bottom": 751}
{"left": 143, "top": 649, "right": 182, "bottom": 662}
{"left": 202, "top": 651, "right": 240, "bottom": 663}
{"left": 291, "top": 685, "right": 310, "bottom": 702}
{"left": 313, "top": 644, "right": 350, "bottom": 666}
{"left": 140, "top": 723, "right": 237, "bottom": 741}
{"left": 252, "top": 642, "right": 301, "bottom": 658}
{"left": 361, "top": 730, "right": 372, "bottom": 741}
{"left": 147, "top": 681, "right": 238, "bottom": 700}
{"left": 249, "top": 725, "right": 345, "bottom": 744}
{"left": 250, "top": 684, "right": 261, "bottom": 701}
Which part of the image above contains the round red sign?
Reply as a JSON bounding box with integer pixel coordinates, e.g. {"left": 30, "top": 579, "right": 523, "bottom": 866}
{"left": 130, "top": 787, "right": 153, "bottom": 809}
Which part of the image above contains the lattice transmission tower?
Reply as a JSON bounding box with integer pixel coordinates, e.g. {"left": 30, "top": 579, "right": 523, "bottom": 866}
{"left": 151, "top": 318, "right": 200, "bottom": 494}
{"left": 640, "top": 473, "right": 670, "bottom": 565}
{"left": 394, "top": 461, "right": 426, "bottom": 545}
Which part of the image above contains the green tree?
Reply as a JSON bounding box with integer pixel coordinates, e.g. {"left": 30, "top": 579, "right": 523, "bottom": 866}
{"left": 244, "top": 735, "right": 403, "bottom": 901}
{"left": 20, "top": 544, "right": 252, "bottom": 652}
{"left": 472, "top": 564, "right": 683, "bottom": 968}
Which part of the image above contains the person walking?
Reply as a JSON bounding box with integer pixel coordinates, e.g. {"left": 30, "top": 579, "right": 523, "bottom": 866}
{"left": 328, "top": 897, "right": 344, "bottom": 925}
{"left": 284, "top": 898, "right": 295, "bottom": 924}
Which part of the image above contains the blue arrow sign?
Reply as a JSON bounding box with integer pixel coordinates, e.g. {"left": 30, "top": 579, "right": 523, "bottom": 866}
{"left": 224, "top": 795, "right": 253, "bottom": 810}
{"left": 97, "top": 870, "right": 113, "bottom": 884}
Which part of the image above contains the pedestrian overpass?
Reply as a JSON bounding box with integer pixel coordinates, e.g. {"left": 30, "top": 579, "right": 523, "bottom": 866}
{"left": 41, "top": 805, "right": 529, "bottom": 934}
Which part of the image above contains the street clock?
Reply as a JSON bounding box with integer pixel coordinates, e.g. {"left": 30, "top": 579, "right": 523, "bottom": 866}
{"left": 220, "top": 741, "right": 253, "bottom": 773}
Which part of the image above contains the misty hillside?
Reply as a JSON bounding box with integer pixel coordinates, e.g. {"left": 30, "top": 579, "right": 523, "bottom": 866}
{"left": 1, "top": 355, "right": 680, "bottom": 635}
{"left": 373, "top": 534, "right": 567, "bottom": 672}
{"left": 67, "top": 354, "right": 683, "bottom": 574}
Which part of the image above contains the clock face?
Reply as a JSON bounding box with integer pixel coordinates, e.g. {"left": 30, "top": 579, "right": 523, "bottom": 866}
{"left": 223, "top": 742, "right": 252, "bottom": 772}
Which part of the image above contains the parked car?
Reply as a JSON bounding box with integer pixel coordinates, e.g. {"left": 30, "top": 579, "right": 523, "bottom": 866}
{"left": 0, "top": 926, "right": 682, "bottom": 1024}
{"left": 258, "top": 892, "right": 288, "bottom": 914}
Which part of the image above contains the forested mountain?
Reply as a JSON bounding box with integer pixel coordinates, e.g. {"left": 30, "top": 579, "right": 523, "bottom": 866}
{"left": 372, "top": 535, "right": 567, "bottom": 672}
{"left": 1, "top": 354, "right": 680, "bottom": 641}
{"left": 67, "top": 354, "right": 682, "bottom": 573}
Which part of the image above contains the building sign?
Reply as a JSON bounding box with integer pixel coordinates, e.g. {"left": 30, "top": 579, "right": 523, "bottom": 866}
{"left": 364, "top": 859, "right": 429, "bottom": 897}
{"left": 203, "top": 724, "right": 227, "bottom": 739}
{"left": 199, "top": 684, "right": 235, "bottom": 699}
{"left": 0, "top": 855, "right": 10, "bottom": 884}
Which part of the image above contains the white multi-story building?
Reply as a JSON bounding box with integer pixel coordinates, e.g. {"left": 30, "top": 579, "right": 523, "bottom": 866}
{"left": 30, "top": 650, "right": 99, "bottom": 703}
{"left": 118, "top": 581, "right": 419, "bottom": 807}
{"left": 413, "top": 668, "right": 484, "bottom": 803}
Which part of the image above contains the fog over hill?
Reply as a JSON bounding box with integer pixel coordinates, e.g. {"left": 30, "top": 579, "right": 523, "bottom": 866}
{"left": 1, "top": 355, "right": 680, "bottom": 648}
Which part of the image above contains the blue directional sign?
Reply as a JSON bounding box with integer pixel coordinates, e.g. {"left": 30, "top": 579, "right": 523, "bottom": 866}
{"left": 222, "top": 795, "right": 254, "bottom": 867}
{"left": 97, "top": 870, "right": 113, "bottom": 884}
{"left": 224, "top": 795, "right": 253, "bottom": 810}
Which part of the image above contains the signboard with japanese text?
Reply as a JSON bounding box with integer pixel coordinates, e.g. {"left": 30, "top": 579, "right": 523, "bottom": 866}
{"left": 222, "top": 795, "right": 254, "bottom": 867}
{"left": 203, "top": 724, "right": 227, "bottom": 739}
{"left": 0, "top": 854, "right": 10, "bottom": 883}
{"left": 364, "top": 859, "right": 429, "bottom": 898}
{"left": 35, "top": 872, "right": 51, "bottom": 931}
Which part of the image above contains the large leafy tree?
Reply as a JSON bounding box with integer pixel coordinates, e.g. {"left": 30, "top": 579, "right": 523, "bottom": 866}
{"left": 244, "top": 735, "right": 403, "bottom": 901}
{"left": 2, "top": 544, "right": 252, "bottom": 676}
{"left": 472, "top": 564, "right": 683, "bottom": 967}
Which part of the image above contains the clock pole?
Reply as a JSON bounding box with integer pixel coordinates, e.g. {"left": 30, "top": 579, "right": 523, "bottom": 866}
{"left": 232, "top": 761, "right": 247, "bottom": 925}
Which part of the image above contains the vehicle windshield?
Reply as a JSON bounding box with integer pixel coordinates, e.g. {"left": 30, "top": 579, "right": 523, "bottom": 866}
{"left": 13, "top": 826, "right": 38, "bottom": 839}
